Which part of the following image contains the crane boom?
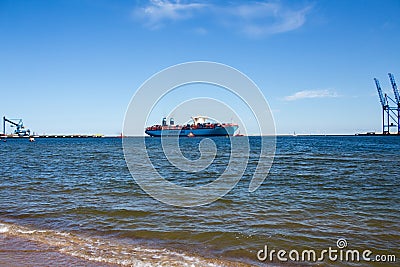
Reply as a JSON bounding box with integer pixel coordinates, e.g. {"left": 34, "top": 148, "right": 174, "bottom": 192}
{"left": 3, "top": 117, "right": 20, "bottom": 127}
{"left": 388, "top": 73, "right": 400, "bottom": 104}
{"left": 374, "top": 78, "right": 387, "bottom": 107}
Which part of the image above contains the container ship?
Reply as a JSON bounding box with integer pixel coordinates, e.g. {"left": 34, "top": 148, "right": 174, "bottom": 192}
{"left": 145, "top": 116, "right": 238, "bottom": 137}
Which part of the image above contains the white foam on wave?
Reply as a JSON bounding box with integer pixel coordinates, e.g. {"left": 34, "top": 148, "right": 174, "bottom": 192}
{"left": 0, "top": 221, "right": 242, "bottom": 267}
{"left": 55, "top": 231, "right": 69, "bottom": 237}
{"left": 0, "top": 223, "right": 9, "bottom": 233}
{"left": 17, "top": 229, "right": 36, "bottom": 234}
{"left": 59, "top": 237, "right": 224, "bottom": 267}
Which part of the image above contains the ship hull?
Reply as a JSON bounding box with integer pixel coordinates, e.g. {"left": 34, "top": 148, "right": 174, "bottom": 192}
{"left": 145, "top": 125, "right": 238, "bottom": 137}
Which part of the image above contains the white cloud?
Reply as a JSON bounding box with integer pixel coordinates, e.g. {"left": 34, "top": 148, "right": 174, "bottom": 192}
{"left": 284, "top": 90, "right": 339, "bottom": 101}
{"left": 134, "top": 1, "right": 312, "bottom": 36}
{"left": 134, "top": 0, "right": 207, "bottom": 29}
{"left": 222, "top": 2, "right": 311, "bottom": 36}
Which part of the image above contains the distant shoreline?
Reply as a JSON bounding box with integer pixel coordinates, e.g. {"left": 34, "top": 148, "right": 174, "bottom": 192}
{"left": 1, "top": 133, "right": 399, "bottom": 139}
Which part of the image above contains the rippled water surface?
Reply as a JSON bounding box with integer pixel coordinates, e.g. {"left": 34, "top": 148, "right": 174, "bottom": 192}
{"left": 0, "top": 136, "right": 399, "bottom": 266}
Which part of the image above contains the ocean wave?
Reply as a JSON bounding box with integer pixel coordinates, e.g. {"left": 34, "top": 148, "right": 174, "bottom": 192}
{"left": 0, "top": 221, "right": 249, "bottom": 267}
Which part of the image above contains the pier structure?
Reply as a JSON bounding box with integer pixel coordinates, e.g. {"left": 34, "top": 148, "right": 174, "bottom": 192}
{"left": 1, "top": 116, "right": 104, "bottom": 139}
{"left": 373, "top": 73, "right": 400, "bottom": 135}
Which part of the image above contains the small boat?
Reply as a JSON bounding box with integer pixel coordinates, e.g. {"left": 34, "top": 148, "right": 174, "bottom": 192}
{"left": 235, "top": 130, "right": 244, "bottom": 136}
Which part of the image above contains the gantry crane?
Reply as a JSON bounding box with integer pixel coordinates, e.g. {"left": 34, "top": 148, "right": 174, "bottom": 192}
{"left": 388, "top": 73, "right": 400, "bottom": 134}
{"left": 374, "top": 74, "right": 400, "bottom": 134}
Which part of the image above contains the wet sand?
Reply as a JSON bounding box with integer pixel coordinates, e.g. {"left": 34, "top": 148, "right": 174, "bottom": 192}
{"left": 0, "top": 234, "right": 117, "bottom": 267}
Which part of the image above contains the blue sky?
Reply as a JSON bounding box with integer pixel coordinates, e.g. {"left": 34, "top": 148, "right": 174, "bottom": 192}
{"left": 1, "top": 0, "right": 400, "bottom": 135}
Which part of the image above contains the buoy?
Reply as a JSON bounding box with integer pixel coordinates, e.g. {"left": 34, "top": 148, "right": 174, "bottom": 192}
{"left": 187, "top": 132, "right": 195, "bottom": 137}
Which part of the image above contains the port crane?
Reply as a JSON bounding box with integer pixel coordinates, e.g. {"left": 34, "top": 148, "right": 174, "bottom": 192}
{"left": 374, "top": 74, "right": 400, "bottom": 134}
{"left": 2, "top": 116, "right": 31, "bottom": 137}
{"left": 389, "top": 73, "right": 400, "bottom": 103}
{"left": 389, "top": 73, "right": 400, "bottom": 134}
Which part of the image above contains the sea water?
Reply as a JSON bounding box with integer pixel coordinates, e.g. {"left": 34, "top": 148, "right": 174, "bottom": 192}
{"left": 0, "top": 136, "right": 399, "bottom": 266}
